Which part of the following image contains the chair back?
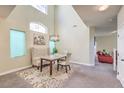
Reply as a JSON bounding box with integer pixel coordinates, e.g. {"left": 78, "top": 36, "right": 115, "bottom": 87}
{"left": 32, "top": 46, "right": 49, "bottom": 57}
{"left": 31, "top": 46, "right": 49, "bottom": 65}
{"left": 66, "top": 53, "right": 71, "bottom": 62}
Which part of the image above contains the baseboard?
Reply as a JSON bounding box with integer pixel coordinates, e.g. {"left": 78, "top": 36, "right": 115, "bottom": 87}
{"left": 0, "top": 65, "right": 32, "bottom": 76}
{"left": 117, "top": 74, "right": 124, "bottom": 87}
{"left": 70, "top": 60, "right": 95, "bottom": 66}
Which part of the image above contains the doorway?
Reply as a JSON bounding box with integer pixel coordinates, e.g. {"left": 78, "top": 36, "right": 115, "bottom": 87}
{"left": 95, "top": 34, "right": 117, "bottom": 72}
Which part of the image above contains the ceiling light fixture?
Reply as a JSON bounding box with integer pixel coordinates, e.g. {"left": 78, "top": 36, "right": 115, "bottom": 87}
{"left": 97, "top": 5, "right": 109, "bottom": 11}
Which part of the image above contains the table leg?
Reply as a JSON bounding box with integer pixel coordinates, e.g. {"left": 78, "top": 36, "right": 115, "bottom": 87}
{"left": 40, "top": 59, "right": 43, "bottom": 72}
{"left": 50, "top": 61, "right": 52, "bottom": 75}
{"left": 57, "top": 59, "right": 59, "bottom": 71}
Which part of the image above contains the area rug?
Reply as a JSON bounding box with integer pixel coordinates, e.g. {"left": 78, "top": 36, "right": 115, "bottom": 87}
{"left": 16, "top": 65, "right": 73, "bottom": 88}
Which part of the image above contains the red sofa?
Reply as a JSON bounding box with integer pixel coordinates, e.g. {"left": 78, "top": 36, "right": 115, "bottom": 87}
{"left": 97, "top": 51, "right": 113, "bottom": 64}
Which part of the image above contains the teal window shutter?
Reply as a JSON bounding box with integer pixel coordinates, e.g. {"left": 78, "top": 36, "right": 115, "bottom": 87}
{"left": 10, "top": 29, "right": 26, "bottom": 58}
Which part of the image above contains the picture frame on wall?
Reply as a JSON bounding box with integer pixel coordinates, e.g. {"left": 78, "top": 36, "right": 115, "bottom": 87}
{"left": 33, "top": 32, "right": 46, "bottom": 45}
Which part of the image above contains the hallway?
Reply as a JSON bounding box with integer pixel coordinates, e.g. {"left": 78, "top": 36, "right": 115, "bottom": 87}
{"left": 63, "top": 62, "right": 122, "bottom": 88}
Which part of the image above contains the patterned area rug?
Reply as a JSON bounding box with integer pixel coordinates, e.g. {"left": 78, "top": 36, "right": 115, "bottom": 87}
{"left": 16, "top": 65, "right": 73, "bottom": 88}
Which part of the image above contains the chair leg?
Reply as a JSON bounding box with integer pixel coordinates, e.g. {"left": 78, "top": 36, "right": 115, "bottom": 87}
{"left": 37, "top": 66, "right": 40, "bottom": 70}
{"left": 69, "top": 65, "right": 71, "bottom": 70}
{"left": 65, "top": 66, "right": 68, "bottom": 73}
{"left": 57, "top": 64, "right": 59, "bottom": 71}
{"left": 61, "top": 65, "right": 63, "bottom": 69}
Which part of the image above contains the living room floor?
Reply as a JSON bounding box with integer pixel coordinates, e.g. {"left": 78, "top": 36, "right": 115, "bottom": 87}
{"left": 0, "top": 62, "right": 122, "bottom": 88}
{"left": 63, "top": 62, "right": 122, "bottom": 88}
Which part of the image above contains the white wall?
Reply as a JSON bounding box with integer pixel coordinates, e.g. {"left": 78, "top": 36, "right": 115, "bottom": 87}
{"left": 55, "top": 6, "right": 92, "bottom": 65}
{"left": 89, "top": 27, "right": 95, "bottom": 65}
{"left": 117, "top": 6, "right": 124, "bottom": 87}
{"left": 0, "top": 5, "right": 54, "bottom": 74}
{"left": 96, "top": 33, "right": 117, "bottom": 52}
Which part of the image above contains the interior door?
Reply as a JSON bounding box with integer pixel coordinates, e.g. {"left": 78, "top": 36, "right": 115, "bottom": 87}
{"left": 117, "top": 25, "right": 124, "bottom": 85}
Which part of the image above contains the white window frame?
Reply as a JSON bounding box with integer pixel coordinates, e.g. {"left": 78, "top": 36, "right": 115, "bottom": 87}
{"left": 32, "top": 5, "right": 48, "bottom": 15}
{"left": 30, "top": 22, "right": 48, "bottom": 34}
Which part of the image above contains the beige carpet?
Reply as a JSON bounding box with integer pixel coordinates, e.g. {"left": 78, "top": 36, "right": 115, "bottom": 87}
{"left": 16, "top": 65, "right": 73, "bottom": 88}
{"left": 0, "top": 63, "right": 122, "bottom": 88}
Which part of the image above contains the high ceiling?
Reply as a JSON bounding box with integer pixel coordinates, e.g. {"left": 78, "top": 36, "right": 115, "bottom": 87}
{"left": 0, "top": 5, "right": 15, "bottom": 21}
{"left": 0, "top": 5, "right": 121, "bottom": 36}
{"left": 73, "top": 5, "right": 121, "bottom": 36}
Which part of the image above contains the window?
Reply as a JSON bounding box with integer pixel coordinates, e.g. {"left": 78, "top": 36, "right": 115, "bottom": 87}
{"left": 30, "top": 22, "right": 48, "bottom": 34}
{"left": 32, "top": 5, "right": 48, "bottom": 15}
{"left": 10, "top": 29, "right": 26, "bottom": 58}
{"left": 49, "top": 41, "right": 55, "bottom": 54}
